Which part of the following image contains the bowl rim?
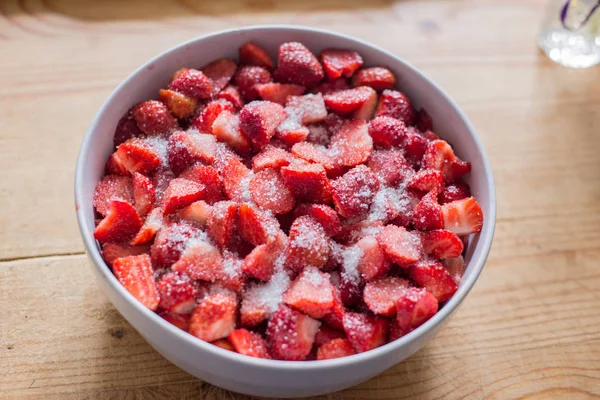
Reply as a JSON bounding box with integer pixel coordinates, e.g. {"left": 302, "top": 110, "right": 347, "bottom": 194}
{"left": 75, "top": 24, "right": 496, "bottom": 371}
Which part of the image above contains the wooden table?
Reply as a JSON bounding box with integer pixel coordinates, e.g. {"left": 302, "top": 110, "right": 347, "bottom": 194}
{"left": 2, "top": 0, "right": 599, "bottom": 398}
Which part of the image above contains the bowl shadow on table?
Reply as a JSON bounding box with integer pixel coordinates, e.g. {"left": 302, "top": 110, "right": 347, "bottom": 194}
{"left": 3, "top": 0, "right": 402, "bottom": 21}
{"left": 99, "top": 309, "right": 435, "bottom": 399}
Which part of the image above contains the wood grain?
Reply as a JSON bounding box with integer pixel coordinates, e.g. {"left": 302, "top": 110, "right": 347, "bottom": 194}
{"left": 1, "top": 0, "right": 599, "bottom": 398}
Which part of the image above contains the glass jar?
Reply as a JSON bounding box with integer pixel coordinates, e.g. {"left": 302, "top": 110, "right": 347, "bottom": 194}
{"left": 538, "top": 0, "right": 600, "bottom": 68}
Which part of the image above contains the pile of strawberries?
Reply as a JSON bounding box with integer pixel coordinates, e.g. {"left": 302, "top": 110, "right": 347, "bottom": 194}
{"left": 93, "top": 40, "right": 484, "bottom": 361}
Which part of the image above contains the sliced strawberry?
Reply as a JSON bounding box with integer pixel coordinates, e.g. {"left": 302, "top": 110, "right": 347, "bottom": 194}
{"left": 162, "top": 178, "right": 206, "bottom": 215}
{"left": 178, "top": 201, "right": 212, "bottom": 227}
{"left": 409, "top": 260, "right": 458, "bottom": 302}
{"left": 355, "top": 235, "right": 391, "bottom": 282}
{"left": 150, "top": 169, "right": 175, "bottom": 204}
{"left": 276, "top": 118, "right": 310, "bottom": 146}
{"left": 156, "top": 271, "right": 198, "bottom": 314}
{"left": 343, "top": 312, "right": 388, "bottom": 353}
{"left": 439, "top": 182, "right": 471, "bottom": 205}
{"left": 256, "top": 83, "right": 306, "bottom": 105}
{"left": 407, "top": 169, "right": 444, "bottom": 194}
{"left": 416, "top": 108, "right": 434, "bottom": 132}
{"left": 220, "top": 155, "right": 252, "bottom": 201}
{"left": 352, "top": 67, "right": 396, "bottom": 91}
{"left": 189, "top": 293, "right": 237, "bottom": 342}
{"left": 280, "top": 162, "right": 332, "bottom": 204}
{"left": 284, "top": 267, "right": 334, "bottom": 318}
{"left": 132, "top": 172, "right": 155, "bottom": 217}
{"left": 322, "top": 289, "right": 345, "bottom": 330}
{"left": 160, "top": 311, "right": 190, "bottom": 331}
{"left": 320, "top": 49, "right": 363, "bottom": 80}
{"left": 249, "top": 168, "right": 295, "bottom": 214}
{"left": 211, "top": 338, "right": 235, "bottom": 351}
{"left": 191, "top": 99, "right": 235, "bottom": 134}
{"left": 168, "top": 68, "right": 213, "bottom": 99}
{"left": 375, "top": 89, "right": 415, "bottom": 125}
{"left": 158, "top": 89, "right": 197, "bottom": 119}
{"left": 132, "top": 100, "right": 179, "bottom": 136}
{"left": 202, "top": 58, "right": 237, "bottom": 94}
{"left": 234, "top": 66, "right": 272, "bottom": 101}
{"left": 286, "top": 216, "right": 330, "bottom": 272}
{"left": 274, "top": 42, "right": 324, "bottom": 88}
{"left": 314, "top": 325, "right": 347, "bottom": 346}
{"left": 292, "top": 204, "right": 341, "bottom": 237}
{"left": 441, "top": 197, "right": 484, "bottom": 235}
{"left": 443, "top": 256, "right": 465, "bottom": 284}
{"left": 218, "top": 252, "right": 247, "bottom": 295}
{"left": 377, "top": 225, "right": 422, "bottom": 267}
{"left": 113, "top": 108, "right": 142, "bottom": 147}
{"left": 228, "top": 329, "right": 272, "bottom": 359}
{"left": 211, "top": 110, "right": 252, "bottom": 155}
{"left": 239, "top": 101, "right": 286, "bottom": 150}
{"left": 252, "top": 145, "right": 294, "bottom": 170}
{"left": 206, "top": 201, "right": 238, "bottom": 249}
{"left": 113, "top": 254, "right": 159, "bottom": 310}
{"left": 239, "top": 41, "right": 274, "bottom": 70}
{"left": 413, "top": 191, "right": 444, "bottom": 231}
{"left": 363, "top": 276, "right": 409, "bottom": 317}
{"left": 338, "top": 246, "right": 367, "bottom": 307}
{"left": 130, "top": 207, "right": 163, "bottom": 245}
{"left": 266, "top": 305, "right": 321, "bottom": 361}
{"left": 317, "top": 338, "right": 356, "bottom": 360}
{"left": 150, "top": 222, "right": 201, "bottom": 267}
{"left": 423, "top": 130, "right": 440, "bottom": 141}
{"left": 105, "top": 153, "right": 129, "bottom": 176}
{"left": 422, "top": 139, "right": 471, "bottom": 183}
{"left": 403, "top": 128, "right": 429, "bottom": 168}
{"left": 367, "top": 149, "right": 413, "bottom": 186}
{"left": 167, "top": 130, "right": 216, "bottom": 175}
{"left": 243, "top": 234, "right": 287, "bottom": 281}
{"left": 329, "top": 119, "right": 373, "bottom": 168}
{"left": 238, "top": 203, "right": 281, "bottom": 246}
{"left": 240, "top": 286, "right": 271, "bottom": 327}
{"left": 335, "top": 219, "right": 385, "bottom": 246}
{"left": 368, "top": 116, "right": 407, "bottom": 148}
{"left": 323, "top": 86, "right": 375, "bottom": 116}
{"left": 216, "top": 85, "right": 244, "bottom": 110}
{"left": 312, "top": 78, "right": 350, "bottom": 95}
{"left": 179, "top": 165, "right": 224, "bottom": 205}
{"left": 102, "top": 242, "right": 150, "bottom": 267}
{"left": 291, "top": 142, "right": 335, "bottom": 170}
{"left": 285, "top": 93, "right": 328, "bottom": 124}
{"left": 421, "top": 229, "right": 464, "bottom": 259}
{"left": 172, "top": 240, "right": 224, "bottom": 282}
{"left": 352, "top": 87, "right": 378, "bottom": 120}
{"left": 331, "top": 165, "right": 380, "bottom": 219}
{"left": 115, "top": 138, "right": 163, "bottom": 176}
{"left": 94, "top": 200, "right": 142, "bottom": 243}
{"left": 93, "top": 175, "right": 133, "bottom": 217}
{"left": 394, "top": 287, "right": 438, "bottom": 337}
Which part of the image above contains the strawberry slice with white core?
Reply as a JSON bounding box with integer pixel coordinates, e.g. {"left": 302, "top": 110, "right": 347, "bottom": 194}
{"left": 228, "top": 329, "right": 272, "bottom": 359}
{"left": 363, "top": 276, "right": 410, "bottom": 317}
{"left": 113, "top": 254, "right": 159, "bottom": 310}
{"left": 441, "top": 197, "right": 484, "bottom": 236}
{"left": 189, "top": 293, "right": 237, "bottom": 342}
{"left": 284, "top": 267, "right": 335, "bottom": 318}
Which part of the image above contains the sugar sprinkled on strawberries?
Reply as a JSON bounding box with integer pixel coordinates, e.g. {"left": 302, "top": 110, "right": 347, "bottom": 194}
{"left": 222, "top": 250, "right": 243, "bottom": 278}
{"left": 245, "top": 258, "right": 291, "bottom": 313}
{"left": 307, "top": 125, "right": 329, "bottom": 146}
{"left": 145, "top": 136, "right": 169, "bottom": 168}
{"left": 341, "top": 246, "right": 364, "bottom": 285}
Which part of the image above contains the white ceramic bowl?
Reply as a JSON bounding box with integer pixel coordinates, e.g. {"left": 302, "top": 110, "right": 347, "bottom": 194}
{"left": 75, "top": 25, "right": 496, "bottom": 398}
